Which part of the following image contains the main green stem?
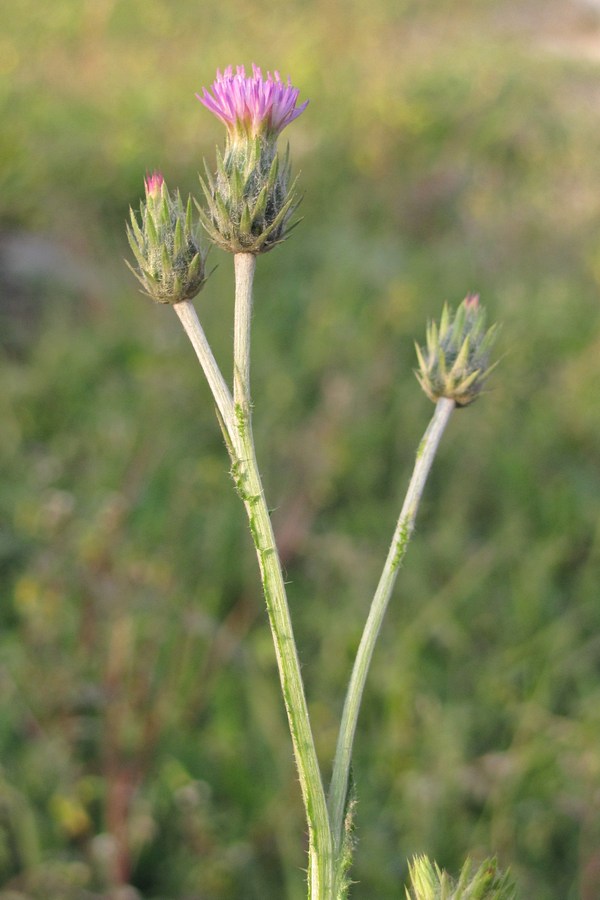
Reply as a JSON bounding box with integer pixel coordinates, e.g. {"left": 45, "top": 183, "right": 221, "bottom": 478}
{"left": 233, "top": 253, "right": 254, "bottom": 412}
{"left": 232, "top": 254, "right": 334, "bottom": 898}
{"left": 176, "top": 272, "right": 334, "bottom": 895}
{"left": 328, "top": 397, "right": 456, "bottom": 852}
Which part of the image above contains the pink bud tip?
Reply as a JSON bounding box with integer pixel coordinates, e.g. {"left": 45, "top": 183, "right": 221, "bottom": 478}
{"left": 464, "top": 293, "right": 480, "bottom": 310}
{"left": 145, "top": 171, "right": 164, "bottom": 197}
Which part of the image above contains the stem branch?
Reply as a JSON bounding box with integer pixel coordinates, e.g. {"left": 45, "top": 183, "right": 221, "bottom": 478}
{"left": 328, "top": 397, "right": 455, "bottom": 851}
{"left": 173, "top": 300, "right": 236, "bottom": 441}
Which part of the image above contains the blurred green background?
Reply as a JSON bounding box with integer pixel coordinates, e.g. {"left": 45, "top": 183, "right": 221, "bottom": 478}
{"left": 2, "top": 0, "right": 600, "bottom": 897}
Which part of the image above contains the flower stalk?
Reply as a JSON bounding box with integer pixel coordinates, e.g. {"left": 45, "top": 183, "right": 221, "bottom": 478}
{"left": 172, "top": 300, "right": 236, "bottom": 435}
{"left": 233, "top": 253, "right": 256, "bottom": 410}
{"left": 228, "top": 253, "right": 334, "bottom": 899}
{"left": 328, "top": 397, "right": 455, "bottom": 853}
{"left": 170, "top": 259, "right": 334, "bottom": 899}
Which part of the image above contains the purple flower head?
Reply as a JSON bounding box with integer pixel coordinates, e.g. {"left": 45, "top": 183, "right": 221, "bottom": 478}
{"left": 145, "top": 171, "right": 164, "bottom": 198}
{"left": 196, "top": 64, "right": 308, "bottom": 142}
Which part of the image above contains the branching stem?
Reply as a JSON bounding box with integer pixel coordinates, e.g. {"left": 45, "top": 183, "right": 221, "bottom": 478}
{"left": 176, "top": 262, "right": 334, "bottom": 898}
{"left": 174, "top": 275, "right": 454, "bottom": 898}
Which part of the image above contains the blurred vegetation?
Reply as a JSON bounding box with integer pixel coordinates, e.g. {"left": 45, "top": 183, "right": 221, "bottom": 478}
{"left": 2, "top": 0, "right": 600, "bottom": 897}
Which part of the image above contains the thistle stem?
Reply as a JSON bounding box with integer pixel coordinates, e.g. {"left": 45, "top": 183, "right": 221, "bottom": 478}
{"left": 232, "top": 253, "right": 333, "bottom": 898}
{"left": 233, "top": 253, "right": 256, "bottom": 412}
{"left": 234, "top": 414, "right": 334, "bottom": 897}
{"left": 173, "top": 300, "right": 236, "bottom": 440}
{"left": 328, "top": 397, "right": 455, "bottom": 853}
{"left": 179, "top": 256, "right": 334, "bottom": 897}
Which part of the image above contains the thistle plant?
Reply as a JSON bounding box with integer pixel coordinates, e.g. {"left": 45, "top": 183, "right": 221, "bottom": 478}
{"left": 125, "top": 64, "right": 510, "bottom": 900}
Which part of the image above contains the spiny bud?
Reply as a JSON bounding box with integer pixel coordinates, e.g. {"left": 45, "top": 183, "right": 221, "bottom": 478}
{"left": 405, "top": 855, "right": 517, "bottom": 900}
{"left": 415, "top": 294, "right": 499, "bottom": 407}
{"left": 198, "top": 144, "right": 300, "bottom": 254}
{"left": 196, "top": 65, "right": 307, "bottom": 254}
{"left": 126, "top": 172, "right": 208, "bottom": 304}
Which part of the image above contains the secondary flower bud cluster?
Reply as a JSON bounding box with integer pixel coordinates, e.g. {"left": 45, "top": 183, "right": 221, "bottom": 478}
{"left": 415, "top": 294, "right": 499, "bottom": 407}
{"left": 126, "top": 64, "right": 308, "bottom": 300}
{"left": 125, "top": 68, "right": 501, "bottom": 415}
{"left": 126, "top": 173, "right": 207, "bottom": 305}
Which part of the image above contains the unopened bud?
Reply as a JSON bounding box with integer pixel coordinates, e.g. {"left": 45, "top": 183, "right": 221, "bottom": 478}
{"left": 415, "top": 294, "right": 499, "bottom": 407}
{"left": 126, "top": 173, "right": 208, "bottom": 304}
{"left": 144, "top": 170, "right": 164, "bottom": 200}
{"left": 406, "top": 855, "right": 516, "bottom": 899}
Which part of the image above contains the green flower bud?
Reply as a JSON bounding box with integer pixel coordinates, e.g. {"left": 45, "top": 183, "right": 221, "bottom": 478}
{"left": 126, "top": 173, "right": 208, "bottom": 305}
{"left": 415, "top": 294, "right": 499, "bottom": 407}
{"left": 405, "top": 855, "right": 517, "bottom": 900}
{"left": 198, "top": 140, "right": 300, "bottom": 254}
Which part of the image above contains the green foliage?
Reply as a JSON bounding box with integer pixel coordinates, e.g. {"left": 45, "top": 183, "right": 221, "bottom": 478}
{"left": 2, "top": 1, "right": 600, "bottom": 898}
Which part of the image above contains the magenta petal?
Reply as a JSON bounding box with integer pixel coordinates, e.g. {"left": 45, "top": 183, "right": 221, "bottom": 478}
{"left": 197, "top": 64, "right": 308, "bottom": 138}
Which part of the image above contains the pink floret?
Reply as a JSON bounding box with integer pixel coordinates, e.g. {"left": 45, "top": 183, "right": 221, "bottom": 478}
{"left": 145, "top": 171, "right": 164, "bottom": 197}
{"left": 197, "top": 64, "right": 308, "bottom": 139}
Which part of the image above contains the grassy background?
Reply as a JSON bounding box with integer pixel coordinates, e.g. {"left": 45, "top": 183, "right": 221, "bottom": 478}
{"left": 2, "top": 0, "right": 600, "bottom": 897}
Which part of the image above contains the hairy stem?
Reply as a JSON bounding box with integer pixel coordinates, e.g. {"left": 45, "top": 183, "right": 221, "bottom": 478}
{"left": 234, "top": 411, "right": 334, "bottom": 897}
{"left": 231, "top": 252, "right": 333, "bottom": 897}
{"left": 328, "top": 397, "right": 455, "bottom": 853}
